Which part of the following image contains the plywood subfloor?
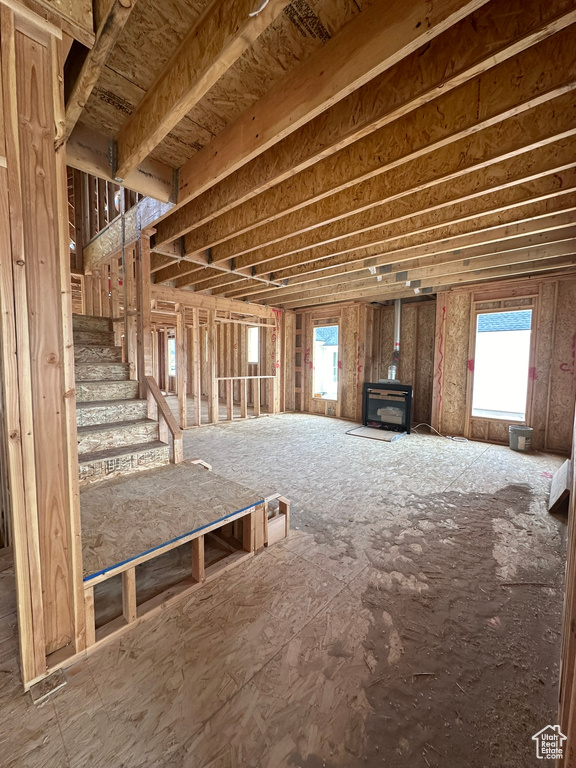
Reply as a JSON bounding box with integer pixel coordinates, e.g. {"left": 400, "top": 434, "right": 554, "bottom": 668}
{"left": 81, "top": 462, "right": 263, "bottom": 579}
{"left": 0, "top": 413, "right": 567, "bottom": 768}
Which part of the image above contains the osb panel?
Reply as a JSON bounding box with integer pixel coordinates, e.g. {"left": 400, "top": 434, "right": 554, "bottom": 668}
{"left": 81, "top": 463, "right": 263, "bottom": 578}
{"left": 340, "top": 305, "right": 359, "bottom": 420}
{"left": 547, "top": 278, "right": 576, "bottom": 453}
{"left": 487, "top": 420, "right": 509, "bottom": 445}
{"left": 440, "top": 292, "right": 471, "bottom": 438}
{"left": 155, "top": 0, "right": 364, "bottom": 167}
{"left": 531, "top": 282, "right": 556, "bottom": 450}
{"left": 80, "top": 0, "right": 363, "bottom": 168}
{"left": 378, "top": 301, "right": 436, "bottom": 426}
{"left": 284, "top": 311, "right": 296, "bottom": 411}
{"left": 414, "top": 302, "right": 435, "bottom": 426}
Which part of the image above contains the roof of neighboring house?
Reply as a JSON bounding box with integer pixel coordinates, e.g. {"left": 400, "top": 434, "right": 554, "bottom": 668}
{"left": 477, "top": 310, "right": 532, "bottom": 333}
{"left": 315, "top": 326, "right": 339, "bottom": 345}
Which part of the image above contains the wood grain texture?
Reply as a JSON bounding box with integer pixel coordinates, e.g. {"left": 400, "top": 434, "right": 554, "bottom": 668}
{"left": 114, "top": 0, "right": 290, "bottom": 180}
{"left": 157, "top": 0, "right": 576, "bottom": 245}
{"left": 176, "top": 0, "right": 491, "bottom": 206}
{"left": 80, "top": 462, "right": 263, "bottom": 578}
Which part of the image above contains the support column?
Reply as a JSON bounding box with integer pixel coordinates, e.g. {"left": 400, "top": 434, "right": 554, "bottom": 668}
{"left": 192, "top": 308, "right": 201, "bottom": 426}
{"left": 176, "top": 303, "right": 187, "bottom": 428}
{"left": 207, "top": 309, "right": 218, "bottom": 423}
{"left": 136, "top": 231, "right": 152, "bottom": 398}
{"left": 0, "top": 5, "right": 85, "bottom": 684}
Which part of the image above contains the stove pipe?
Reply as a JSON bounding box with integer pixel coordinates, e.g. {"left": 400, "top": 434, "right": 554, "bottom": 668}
{"left": 387, "top": 299, "right": 401, "bottom": 380}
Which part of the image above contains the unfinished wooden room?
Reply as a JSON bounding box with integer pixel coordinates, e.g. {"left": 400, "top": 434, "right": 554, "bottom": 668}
{"left": 2, "top": 0, "right": 576, "bottom": 765}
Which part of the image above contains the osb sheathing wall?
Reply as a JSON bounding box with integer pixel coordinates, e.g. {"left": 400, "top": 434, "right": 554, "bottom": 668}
{"left": 432, "top": 276, "right": 576, "bottom": 453}
{"left": 295, "top": 303, "right": 377, "bottom": 421}
{"left": 377, "top": 301, "right": 436, "bottom": 426}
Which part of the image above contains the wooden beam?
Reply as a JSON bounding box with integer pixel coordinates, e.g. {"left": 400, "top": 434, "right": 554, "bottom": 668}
{"left": 209, "top": 132, "right": 576, "bottom": 274}
{"left": 84, "top": 196, "right": 173, "bottom": 271}
{"left": 159, "top": 17, "right": 576, "bottom": 244}
{"left": 156, "top": 0, "right": 576, "bottom": 245}
{"left": 223, "top": 201, "right": 576, "bottom": 300}
{"left": 150, "top": 284, "right": 277, "bottom": 319}
{"left": 174, "top": 0, "right": 491, "bottom": 209}
{"left": 66, "top": 123, "right": 174, "bottom": 203}
{"left": 217, "top": 155, "right": 576, "bottom": 276}
{"left": 185, "top": 92, "right": 576, "bottom": 260}
{"left": 182, "top": 32, "right": 576, "bottom": 252}
{"left": 114, "top": 0, "right": 290, "bottom": 181}
{"left": 64, "top": 0, "right": 137, "bottom": 139}
{"left": 181, "top": 190, "right": 576, "bottom": 294}
{"left": 278, "top": 253, "right": 576, "bottom": 309}
{"left": 243, "top": 231, "right": 576, "bottom": 305}
{"left": 2, "top": 0, "right": 95, "bottom": 48}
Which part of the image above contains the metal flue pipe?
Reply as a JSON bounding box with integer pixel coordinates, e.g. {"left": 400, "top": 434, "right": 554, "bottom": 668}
{"left": 387, "top": 299, "right": 402, "bottom": 380}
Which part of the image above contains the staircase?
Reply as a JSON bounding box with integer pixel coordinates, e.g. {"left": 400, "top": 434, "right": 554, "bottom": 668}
{"left": 74, "top": 314, "right": 170, "bottom": 484}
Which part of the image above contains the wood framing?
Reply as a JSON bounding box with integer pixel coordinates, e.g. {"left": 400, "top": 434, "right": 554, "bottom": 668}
{"left": 0, "top": 2, "right": 85, "bottom": 684}
{"left": 113, "top": 0, "right": 290, "bottom": 181}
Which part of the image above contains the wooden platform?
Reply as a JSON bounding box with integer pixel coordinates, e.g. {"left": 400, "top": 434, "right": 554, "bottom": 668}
{"left": 75, "top": 461, "right": 289, "bottom": 660}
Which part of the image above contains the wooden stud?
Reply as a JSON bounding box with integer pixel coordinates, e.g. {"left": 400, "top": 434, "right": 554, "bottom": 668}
{"left": 192, "top": 535, "right": 205, "bottom": 583}
{"left": 121, "top": 567, "right": 137, "bottom": 624}
{"left": 176, "top": 303, "right": 187, "bottom": 428}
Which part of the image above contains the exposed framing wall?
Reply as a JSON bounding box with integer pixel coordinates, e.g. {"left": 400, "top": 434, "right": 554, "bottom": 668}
{"left": 432, "top": 274, "right": 576, "bottom": 452}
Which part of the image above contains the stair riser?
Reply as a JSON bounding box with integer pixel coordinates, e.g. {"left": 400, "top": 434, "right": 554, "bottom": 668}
{"left": 75, "top": 363, "right": 130, "bottom": 381}
{"left": 76, "top": 400, "right": 148, "bottom": 427}
{"left": 73, "top": 330, "right": 115, "bottom": 346}
{"left": 74, "top": 345, "right": 123, "bottom": 364}
{"left": 76, "top": 380, "right": 139, "bottom": 402}
{"left": 78, "top": 422, "right": 159, "bottom": 455}
{"left": 73, "top": 314, "right": 112, "bottom": 333}
{"left": 79, "top": 445, "right": 169, "bottom": 484}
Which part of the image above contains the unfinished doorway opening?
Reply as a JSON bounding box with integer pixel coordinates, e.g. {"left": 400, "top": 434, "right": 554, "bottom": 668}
{"left": 471, "top": 309, "right": 533, "bottom": 421}
{"left": 313, "top": 325, "right": 339, "bottom": 401}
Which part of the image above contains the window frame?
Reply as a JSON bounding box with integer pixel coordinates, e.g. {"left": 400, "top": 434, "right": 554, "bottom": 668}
{"left": 312, "top": 322, "right": 340, "bottom": 402}
{"left": 465, "top": 297, "right": 538, "bottom": 440}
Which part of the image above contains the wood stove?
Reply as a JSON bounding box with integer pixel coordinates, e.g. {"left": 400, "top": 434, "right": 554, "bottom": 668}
{"left": 362, "top": 382, "right": 413, "bottom": 433}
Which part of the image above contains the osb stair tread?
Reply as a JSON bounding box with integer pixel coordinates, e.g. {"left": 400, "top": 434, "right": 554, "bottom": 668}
{"left": 80, "top": 462, "right": 263, "bottom": 579}
{"left": 76, "top": 398, "right": 146, "bottom": 409}
{"left": 78, "top": 440, "right": 169, "bottom": 464}
{"left": 77, "top": 418, "right": 157, "bottom": 435}
{"left": 76, "top": 377, "right": 135, "bottom": 384}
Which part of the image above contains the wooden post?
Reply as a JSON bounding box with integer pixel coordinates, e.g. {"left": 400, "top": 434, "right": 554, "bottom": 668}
{"left": 207, "top": 309, "right": 218, "bottom": 423}
{"left": 110, "top": 256, "right": 121, "bottom": 344}
{"left": 122, "top": 568, "right": 137, "bottom": 624}
{"left": 124, "top": 246, "right": 138, "bottom": 381}
{"left": 136, "top": 231, "right": 152, "bottom": 398}
{"left": 226, "top": 380, "right": 233, "bottom": 421}
{"left": 176, "top": 303, "right": 187, "bottom": 428}
{"left": 192, "top": 536, "right": 204, "bottom": 583}
{"left": 240, "top": 379, "right": 248, "bottom": 419}
{"left": 192, "top": 307, "right": 201, "bottom": 426}
{"left": 0, "top": 5, "right": 85, "bottom": 683}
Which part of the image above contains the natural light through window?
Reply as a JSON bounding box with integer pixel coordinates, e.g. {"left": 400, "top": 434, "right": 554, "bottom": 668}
{"left": 247, "top": 326, "right": 259, "bottom": 364}
{"left": 313, "top": 325, "right": 338, "bottom": 400}
{"left": 471, "top": 309, "right": 532, "bottom": 421}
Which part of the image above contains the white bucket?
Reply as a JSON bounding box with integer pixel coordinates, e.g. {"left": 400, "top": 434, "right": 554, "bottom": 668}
{"left": 509, "top": 425, "right": 532, "bottom": 452}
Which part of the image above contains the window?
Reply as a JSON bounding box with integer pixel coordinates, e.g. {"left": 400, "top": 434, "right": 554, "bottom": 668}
{"left": 247, "top": 326, "right": 259, "bottom": 364}
{"left": 313, "top": 325, "right": 339, "bottom": 400}
{"left": 471, "top": 309, "right": 532, "bottom": 421}
{"left": 168, "top": 337, "right": 176, "bottom": 377}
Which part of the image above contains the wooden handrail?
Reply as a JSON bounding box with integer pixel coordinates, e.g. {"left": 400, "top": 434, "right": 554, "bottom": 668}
{"left": 145, "top": 375, "right": 183, "bottom": 463}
